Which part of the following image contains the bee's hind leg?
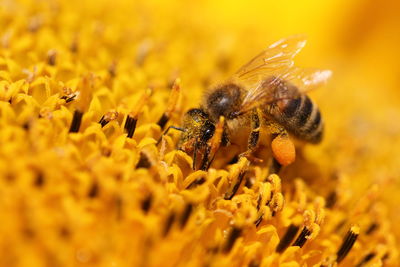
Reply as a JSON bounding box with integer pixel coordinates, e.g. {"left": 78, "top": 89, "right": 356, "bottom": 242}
{"left": 266, "top": 122, "right": 296, "bottom": 173}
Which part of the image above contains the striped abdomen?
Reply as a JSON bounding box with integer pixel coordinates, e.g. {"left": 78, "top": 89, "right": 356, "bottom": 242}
{"left": 268, "top": 94, "right": 324, "bottom": 143}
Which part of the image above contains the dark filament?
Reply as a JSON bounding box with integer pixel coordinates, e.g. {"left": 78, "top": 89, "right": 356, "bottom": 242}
{"left": 33, "top": 173, "right": 45, "bottom": 187}
{"left": 87, "top": 182, "right": 99, "bottom": 198}
{"left": 98, "top": 115, "right": 109, "bottom": 127}
{"left": 292, "top": 227, "right": 311, "bottom": 248}
{"left": 186, "top": 177, "right": 206, "bottom": 189}
{"left": 163, "top": 212, "right": 175, "bottom": 237}
{"left": 136, "top": 152, "right": 151, "bottom": 169}
{"left": 276, "top": 224, "right": 300, "bottom": 253}
{"left": 224, "top": 171, "right": 246, "bottom": 200}
{"left": 366, "top": 223, "right": 378, "bottom": 235}
{"left": 179, "top": 203, "right": 193, "bottom": 228}
{"left": 69, "top": 110, "right": 83, "bottom": 133}
{"left": 223, "top": 227, "right": 242, "bottom": 253}
{"left": 124, "top": 115, "right": 137, "bottom": 138}
{"left": 325, "top": 191, "right": 337, "bottom": 209}
{"left": 157, "top": 113, "right": 169, "bottom": 129}
{"left": 336, "top": 228, "right": 359, "bottom": 263}
{"left": 355, "top": 252, "right": 375, "bottom": 267}
{"left": 141, "top": 195, "right": 152, "bottom": 213}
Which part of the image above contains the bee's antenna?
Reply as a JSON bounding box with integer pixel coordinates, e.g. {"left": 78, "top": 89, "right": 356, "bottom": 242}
{"left": 156, "top": 126, "right": 185, "bottom": 145}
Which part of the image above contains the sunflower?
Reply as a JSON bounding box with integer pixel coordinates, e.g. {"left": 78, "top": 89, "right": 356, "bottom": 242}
{"left": 0, "top": 0, "right": 399, "bottom": 266}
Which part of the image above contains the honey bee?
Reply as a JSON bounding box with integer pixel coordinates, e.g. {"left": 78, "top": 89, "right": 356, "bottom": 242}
{"left": 162, "top": 36, "right": 331, "bottom": 171}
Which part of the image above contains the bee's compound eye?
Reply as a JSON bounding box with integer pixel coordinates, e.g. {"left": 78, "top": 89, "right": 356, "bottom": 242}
{"left": 201, "top": 122, "right": 215, "bottom": 142}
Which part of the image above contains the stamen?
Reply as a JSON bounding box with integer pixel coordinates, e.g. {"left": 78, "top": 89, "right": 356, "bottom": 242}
{"left": 157, "top": 78, "right": 181, "bottom": 129}
{"left": 87, "top": 182, "right": 99, "bottom": 198}
{"left": 179, "top": 203, "right": 193, "bottom": 228}
{"left": 157, "top": 113, "right": 169, "bottom": 129}
{"left": 254, "top": 215, "right": 263, "bottom": 227}
{"left": 124, "top": 115, "right": 137, "bottom": 138}
{"left": 125, "top": 89, "right": 151, "bottom": 137}
{"left": 108, "top": 61, "right": 117, "bottom": 77}
{"left": 223, "top": 227, "right": 242, "bottom": 253}
{"left": 292, "top": 226, "right": 311, "bottom": 248}
{"left": 336, "top": 226, "right": 360, "bottom": 263}
{"left": 99, "top": 111, "right": 118, "bottom": 128}
{"left": 355, "top": 252, "right": 375, "bottom": 267}
{"left": 136, "top": 152, "right": 151, "bottom": 169}
{"left": 33, "top": 173, "right": 45, "bottom": 188}
{"left": 366, "top": 223, "right": 378, "bottom": 235}
{"left": 325, "top": 191, "right": 337, "bottom": 209}
{"left": 248, "top": 260, "right": 260, "bottom": 267}
{"left": 69, "top": 110, "right": 83, "bottom": 133}
{"left": 141, "top": 195, "right": 152, "bottom": 213}
{"left": 47, "top": 49, "right": 57, "bottom": 66}
{"left": 224, "top": 171, "right": 246, "bottom": 200}
{"left": 186, "top": 177, "right": 206, "bottom": 189}
{"left": 163, "top": 212, "right": 176, "bottom": 237}
{"left": 115, "top": 195, "right": 123, "bottom": 221}
{"left": 276, "top": 224, "right": 300, "bottom": 253}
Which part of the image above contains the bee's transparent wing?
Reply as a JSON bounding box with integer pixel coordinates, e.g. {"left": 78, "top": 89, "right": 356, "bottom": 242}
{"left": 233, "top": 36, "right": 331, "bottom": 114}
{"left": 285, "top": 67, "right": 332, "bottom": 93}
{"left": 235, "top": 35, "right": 306, "bottom": 84}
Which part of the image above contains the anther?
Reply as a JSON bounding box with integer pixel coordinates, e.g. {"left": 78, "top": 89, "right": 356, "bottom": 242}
{"left": 124, "top": 115, "right": 137, "bottom": 138}
{"left": 124, "top": 89, "right": 151, "bottom": 138}
{"left": 99, "top": 111, "right": 118, "bottom": 128}
{"left": 69, "top": 110, "right": 83, "bottom": 133}
{"left": 157, "top": 78, "right": 181, "bottom": 129}
{"left": 336, "top": 226, "right": 360, "bottom": 263}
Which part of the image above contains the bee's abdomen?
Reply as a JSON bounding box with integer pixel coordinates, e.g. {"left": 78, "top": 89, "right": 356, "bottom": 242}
{"left": 272, "top": 95, "right": 323, "bottom": 143}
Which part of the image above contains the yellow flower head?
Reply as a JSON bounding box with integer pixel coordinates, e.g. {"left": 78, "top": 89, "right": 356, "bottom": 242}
{"left": 0, "top": 0, "right": 399, "bottom": 266}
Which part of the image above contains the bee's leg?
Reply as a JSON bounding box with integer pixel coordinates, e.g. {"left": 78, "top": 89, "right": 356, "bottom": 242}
{"left": 156, "top": 125, "right": 185, "bottom": 145}
{"left": 239, "top": 108, "right": 262, "bottom": 161}
{"left": 192, "top": 140, "right": 199, "bottom": 170}
{"left": 266, "top": 122, "right": 296, "bottom": 172}
{"left": 199, "top": 144, "right": 211, "bottom": 171}
{"left": 200, "top": 116, "right": 225, "bottom": 171}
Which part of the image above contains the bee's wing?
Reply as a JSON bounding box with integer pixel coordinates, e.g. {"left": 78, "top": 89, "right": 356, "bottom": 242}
{"left": 233, "top": 36, "right": 331, "bottom": 114}
{"left": 235, "top": 35, "right": 306, "bottom": 84}
{"left": 285, "top": 67, "right": 332, "bottom": 93}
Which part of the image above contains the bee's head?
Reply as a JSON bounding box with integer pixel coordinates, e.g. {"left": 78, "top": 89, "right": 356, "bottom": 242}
{"left": 178, "top": 108, "right": 215, "bottom": 152}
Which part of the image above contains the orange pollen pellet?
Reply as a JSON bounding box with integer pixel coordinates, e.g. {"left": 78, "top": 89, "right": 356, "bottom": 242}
{"left": 271, "top": 135, "right": 296, "bottom": 166}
